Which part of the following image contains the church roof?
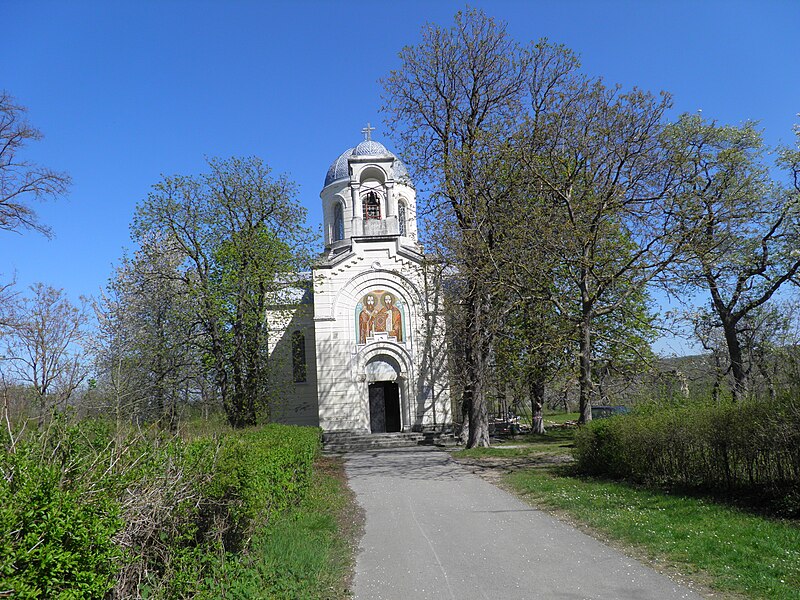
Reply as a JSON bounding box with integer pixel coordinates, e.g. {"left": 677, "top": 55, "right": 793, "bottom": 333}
{"left": 324, "top": 140, "right": 413, "bottom": 188}
{"left": 353, "top": 139, "right": 389, "bottom": 156}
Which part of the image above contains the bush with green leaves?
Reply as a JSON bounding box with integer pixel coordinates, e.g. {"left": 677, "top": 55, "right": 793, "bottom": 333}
{"left": 1, "top": 418, "right": 321, "bottom": 599}
{"left": 0, "top": 418, "right": 125, "bottom": 599}
{"left": 574, "top": 396, "right": 800, "bottom": 514}
{"left": 115, "top": 423, "right": 321, "bottom": 598}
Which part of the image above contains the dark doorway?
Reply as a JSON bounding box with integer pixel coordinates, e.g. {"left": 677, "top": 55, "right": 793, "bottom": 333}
{"left": 368, "top": 381, "right": 401, "bottom": 433}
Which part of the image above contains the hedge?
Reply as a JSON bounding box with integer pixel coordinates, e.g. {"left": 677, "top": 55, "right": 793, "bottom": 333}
{"left": 574, "top": 396, "right": 800, "bottom": 514}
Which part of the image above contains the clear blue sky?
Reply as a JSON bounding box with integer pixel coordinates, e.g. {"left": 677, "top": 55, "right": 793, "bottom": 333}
{"left": 3, "top": 1, "right": 799, "bottom": 354}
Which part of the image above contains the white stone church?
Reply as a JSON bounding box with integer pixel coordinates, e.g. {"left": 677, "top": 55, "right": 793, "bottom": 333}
{"left": 269, "top": 129, "right": 451, "bottom": 433}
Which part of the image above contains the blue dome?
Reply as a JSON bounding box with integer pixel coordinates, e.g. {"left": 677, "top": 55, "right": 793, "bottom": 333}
{"left": 324, "top": 141, "right": 413, "bottom": 188}
{"left": 353, "top": 140, "right": 390, "bottom": 156}
{"left": 324, "top": 148, "right": 353, "bottom": 188}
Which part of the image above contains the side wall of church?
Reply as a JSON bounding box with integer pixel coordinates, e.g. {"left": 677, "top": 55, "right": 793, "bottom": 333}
{"left": 266, "top": 302, "right": 320, "bottom": 427}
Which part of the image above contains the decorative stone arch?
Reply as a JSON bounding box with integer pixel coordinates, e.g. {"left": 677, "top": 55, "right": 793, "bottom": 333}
{"left": 357, "top": 164, "right": 388, "bottom": 185}
{"left": 331, "top": 190, "right": 349, "bottom": 213}
{"left": 324, "top": 190, "right": 350, "bottom": 248}
{"left": 356, "top": 341, "right": 415, "bottom": 432}
{"left": 397, "top": 197, "right": 408, "bottom": 236}
{"left": 329, "top": 269, "right": 425, "bottom": 348}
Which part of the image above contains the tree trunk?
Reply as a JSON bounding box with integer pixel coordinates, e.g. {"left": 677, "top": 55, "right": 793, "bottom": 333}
{"left": 464, "top": 292, "right": 490, "bottom": 448}
{"left": 578, "top": 316, "right": 594, "bottom": 425}
{"left": 722, "top": 319, "right": 747, "bottom": 401}
{"left": 467, "top": 373, "right": 490, "bottom": 447}
{"left": 530, "top": 377, "right": 546, "bottom": 435}
{"left": 458, "top": 399, "right": 470, "bottom": 445}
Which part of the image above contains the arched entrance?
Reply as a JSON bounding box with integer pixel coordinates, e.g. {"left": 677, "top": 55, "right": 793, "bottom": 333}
{"left": 364, "top": 353, "right": 406, "bottom": 433}
{"left": 368, "top": 381, "right": 401, "bottom": 433}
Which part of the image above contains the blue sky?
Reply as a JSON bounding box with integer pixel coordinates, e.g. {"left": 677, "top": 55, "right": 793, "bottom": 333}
{"left": 2, "top": 1, "right": 799, "bottom": 354}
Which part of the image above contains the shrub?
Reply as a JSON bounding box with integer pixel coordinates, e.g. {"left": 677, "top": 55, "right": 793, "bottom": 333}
{"left": 116, "top": 424, "right": 321, "bottom": 598}
{"left": 1, "top": 418, "right": 321, "bottom": 599}
{"left": 0, "top": 419, "right": 125, "bottom": 599}
{"left": 573, "top": 396, "right": 800, "bottom": 514}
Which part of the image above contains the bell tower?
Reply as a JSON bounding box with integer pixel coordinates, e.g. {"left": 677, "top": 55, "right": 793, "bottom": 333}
{"left": 320, "top": 124, "right": 418, "bottom": 255}
{"left": 311, "top": 125, "right": 450, "bottom": 434}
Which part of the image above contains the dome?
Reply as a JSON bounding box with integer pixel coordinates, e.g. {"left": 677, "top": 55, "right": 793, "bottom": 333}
{"left": 324, "top": 140, "right": 413, "bottom": 188}
{"left": 353, "top": 140, "right": 390, "bottom": 156}
{"left": 324, "top": 148, "right": 353, "bottom": 188}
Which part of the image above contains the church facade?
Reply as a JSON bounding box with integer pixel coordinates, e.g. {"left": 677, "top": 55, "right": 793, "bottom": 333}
{"left": 269, "top": 131, "right": 451, "bottom": 433}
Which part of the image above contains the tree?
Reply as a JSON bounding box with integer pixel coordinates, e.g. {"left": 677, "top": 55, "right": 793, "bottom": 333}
{"left": 0, "top": 278, "right": 16, "bottom": 328}
{"left": 512, "top": 80, "right": 680, "bottom": 423}
{"left": 0, "top": 91, "right": 70, "bottom": 238}
{"left": 131, "top": 157, "right": 312, "bottom": 427}
{"left": 1, "top": 283, "right": 90, "bottom": 417}
{"left": 382, "top": 9, "right": 576, "bottom": 446}
{"left": 780, "top": 122, "right": 800, "bottom": 195}
{"left": 666, "top": 115, "right": 800, "bottom": 400}
{"left": 94, "top": 236, "right": 201, "bottom": 427}
{"left": 494, "top": 293, "right": 571, "bottom": 434}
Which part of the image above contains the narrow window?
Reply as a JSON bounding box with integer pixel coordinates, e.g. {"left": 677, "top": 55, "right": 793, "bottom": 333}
{"left": 292, "top": 331, "right": 307, "bottom": 383}
{"left": 362, "top": 191, "right": 381, "bottom": 220}
{"left": 333, "top": 203, "right": 345, "bottom": 241}
{"left": 398, "top": 202, "right": 407, "bottom": 236}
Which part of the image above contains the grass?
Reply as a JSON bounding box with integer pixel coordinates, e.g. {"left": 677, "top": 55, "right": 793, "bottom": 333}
{"left": 454, "top": 425, "right": 576, "bottom": 459}
{"left": 542, "top": 410, "right": 580, "bottom": 424}
{"left": 506, "top": 466, "right": 800, "bottom": 600}
{"left": 451, "top": 423, "right": 799, "bottom": 599}
{"left": 202, "top": 457, "right": 359, "bottom": 599}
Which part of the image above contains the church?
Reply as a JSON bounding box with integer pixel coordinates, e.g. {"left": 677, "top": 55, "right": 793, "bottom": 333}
{"left": 268, "top": 127, "right": 451, "bottom": 434}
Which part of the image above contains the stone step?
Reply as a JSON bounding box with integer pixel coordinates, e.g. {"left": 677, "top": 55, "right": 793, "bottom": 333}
{"left": 322, "top": 431, "right": 453, "bottom": 453}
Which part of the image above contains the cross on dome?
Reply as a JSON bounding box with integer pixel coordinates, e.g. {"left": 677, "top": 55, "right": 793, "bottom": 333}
{"left": 361, "top": 122, "right": 375, "bottom": 141}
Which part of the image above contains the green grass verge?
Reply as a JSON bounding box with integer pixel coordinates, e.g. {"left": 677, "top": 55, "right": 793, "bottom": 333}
{"left": 542, "top": 411, "right": 580, "bottom": 424}
{"left": 202, "top": 457, "right": 358, "bottom": 599}
{"left": 455, "top": 427, "right": 576, "bottom": 458}
{"left": 507, "top": 468, "right": 800, "bottom": 600}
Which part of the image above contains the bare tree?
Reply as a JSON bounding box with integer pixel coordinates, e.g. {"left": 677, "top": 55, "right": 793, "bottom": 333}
{"left": 94, "top": 236, "right": 203, "bottom": 428}
{"left": 0, "top": 277, "right": 16, "bottom": 328}
{"left": 0, "top": 91, "right": 70, "bottom": 238}
{"left": 2, "top": 283, "right": 90, "bottom": 416}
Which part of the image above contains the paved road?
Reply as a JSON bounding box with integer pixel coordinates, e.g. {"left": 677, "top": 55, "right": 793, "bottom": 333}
{"left": 346, "top": 447, "right": 704, "bottom": 600}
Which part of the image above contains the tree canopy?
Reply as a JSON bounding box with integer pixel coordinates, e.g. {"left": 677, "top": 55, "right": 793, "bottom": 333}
{"left": 124, "top": 156, "right": 312, "bottom": 427}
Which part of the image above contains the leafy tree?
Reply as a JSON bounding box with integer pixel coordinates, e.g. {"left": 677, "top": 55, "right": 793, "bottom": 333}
{"left": 208, "top": 225, "right": 296, "bottom": 425}
{"left": 665, "top": 115, "right": 800, "bottom": 400}
{"left": 512, "top": 80, "right": 679, "bottom": 423}
{"left": 494, "top": 294, "right": 570, "bottom": 434}
{"left": 0, "top": 91, "right": 70, "bottom": 238}
{"left": 382, "top": 9, "right": 575, "bottom": 446}
{"left": 384, "top": 9, "right": 676, "bottom": 431}
{"left": 131, "top": 157, "right": 311, "bottom": 427}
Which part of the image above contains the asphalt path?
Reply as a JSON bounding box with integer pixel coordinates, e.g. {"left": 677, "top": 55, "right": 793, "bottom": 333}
{"left": 346, "top": 447, "right": 704, "bottom": 600}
